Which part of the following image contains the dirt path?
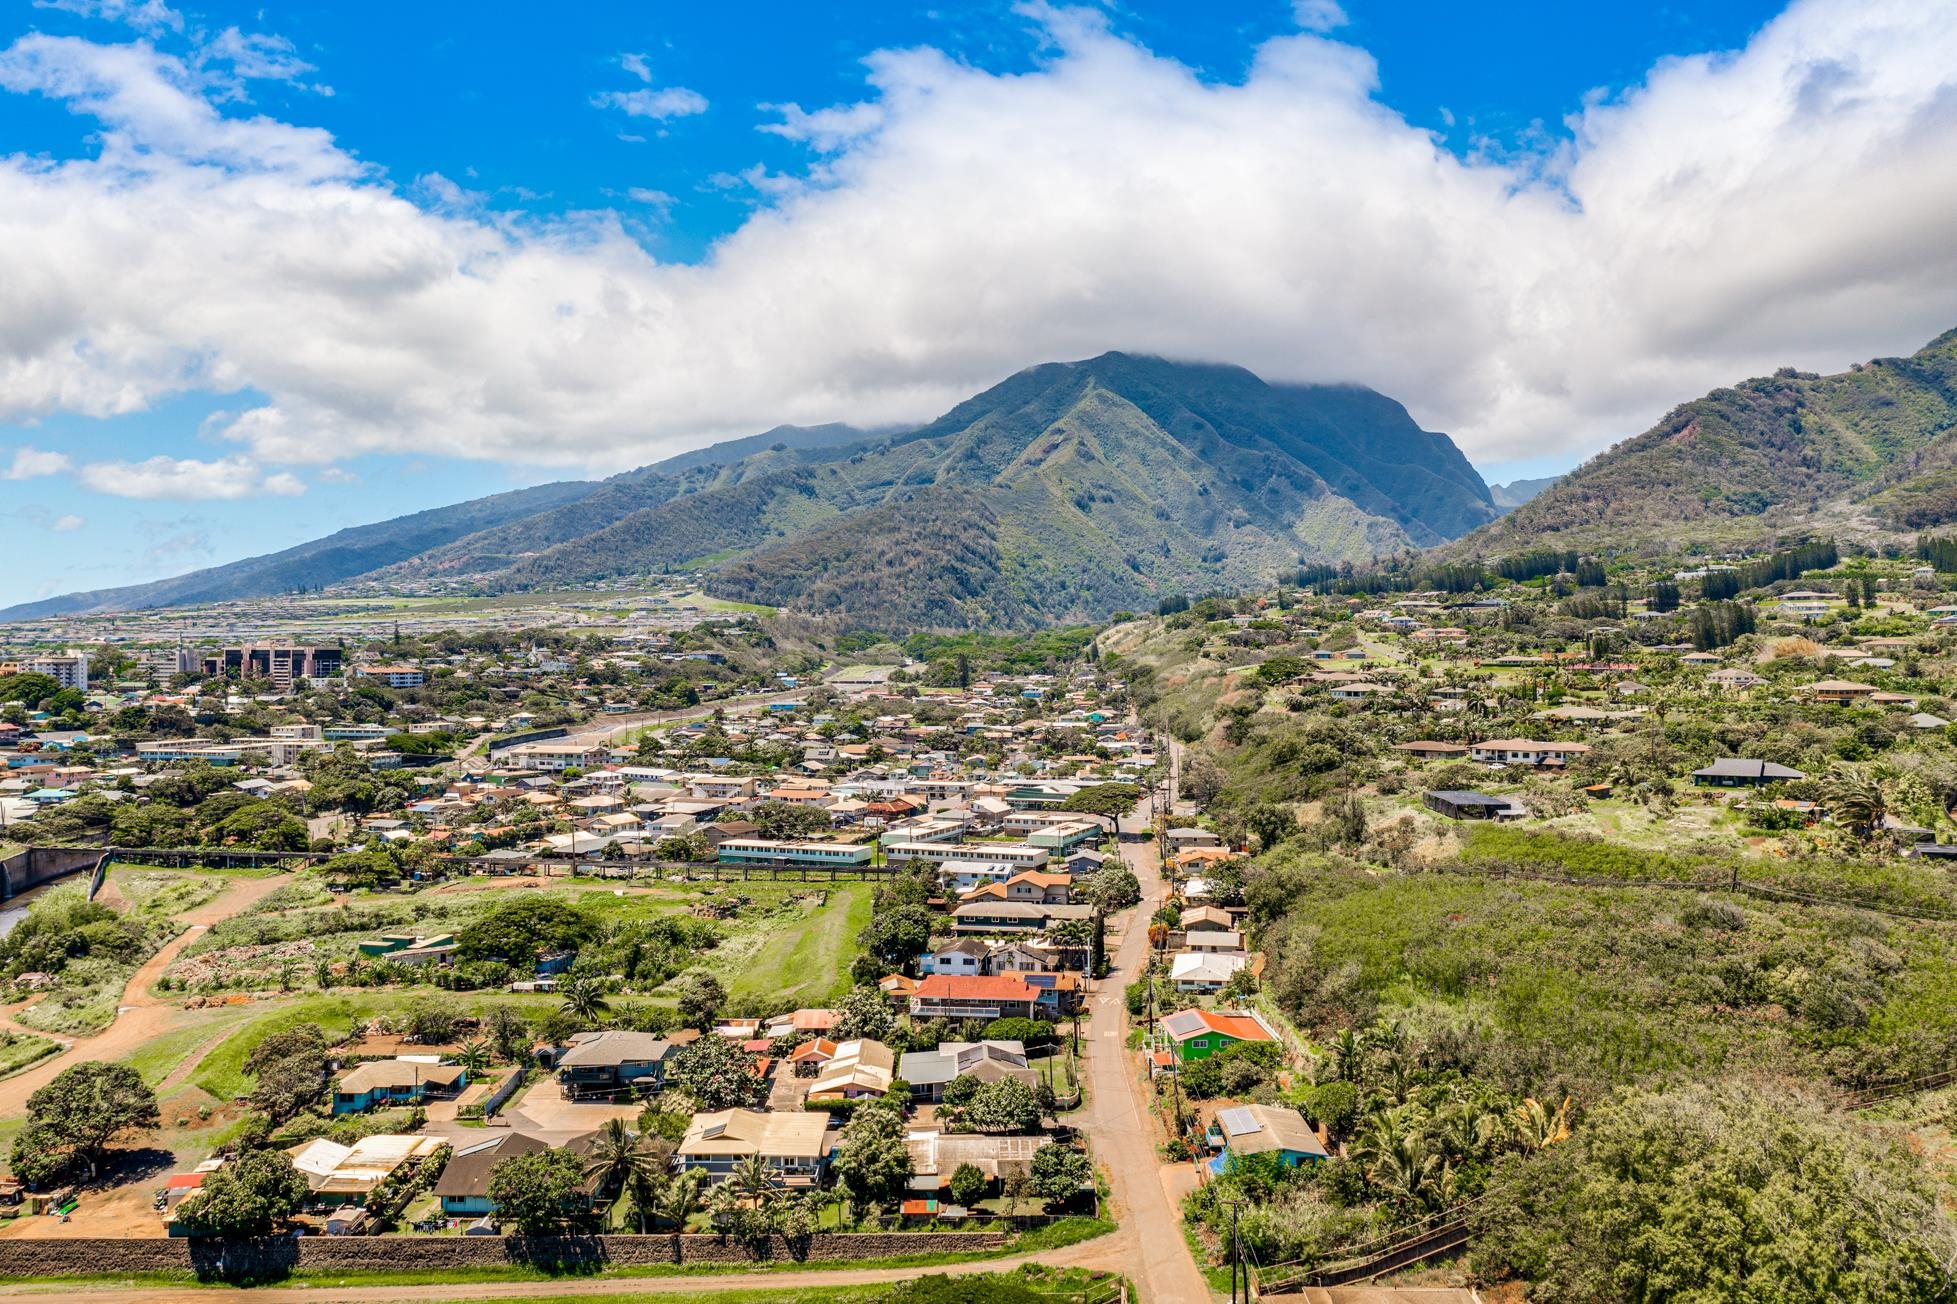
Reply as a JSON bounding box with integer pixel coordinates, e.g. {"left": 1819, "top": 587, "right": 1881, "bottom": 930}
{"left": 1074, "top": 792, "right": 1214, "bottom": 1304}
{"left": 0, "top": 872, "right": 291, "bottom": 1115}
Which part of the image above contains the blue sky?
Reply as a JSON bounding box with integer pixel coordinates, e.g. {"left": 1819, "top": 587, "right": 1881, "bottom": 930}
{"left": 6, "top": 0, "right": 1953, "bottom": 606}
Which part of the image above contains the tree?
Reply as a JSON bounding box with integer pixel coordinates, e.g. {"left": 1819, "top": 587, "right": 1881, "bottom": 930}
{"left": 674, "top": 971, "right": 726, "bottom": 1031}
{"left": 857, "top": 905, "right": 934, "bottom": 971}
{"left": 487, "top": 1006, "right": 531, "bottom": 1063}
{"left": 1028, "top": 1144, "right": 1094, "bottom": 1206}
{"left": 244, "top": 1024, "right": 330, "bottom": 1125}
{"left": 18, "top": 1061, "right": 159, "bottom": 1181}
{"left": 1060, "top": 782, "right": 1141, "bottom": 832}
{"left": 1075, "top": 865, "right": 1140, "bottom": 913}
{"left": 581, "top": 1119, "right": 667, "bottom": 1232}
{"left": 1473, "top": 1083, "right": 1955, "bottom": 1303}
{"left": 666, "top": 1032, "right": 754, "bottom": 1109}
{"left": 748, "top": 800, "right": 834, "bottom": 840}
{"left": 455, "top": 1038, "right": 493, "bottom": 1077}
{"left": 457, "top": 895, "right": 599, "bottom": 965}
{"left": 173, "top": 1149, "right": 308, "bottom": 1237}
{"left": 1245, "top": 802, "right": 1297, "bottom": 851}
{"left": 833, "top": 984, "right": 896, "bottom": 1042}
{"left": 959, "top": 1078, "right": 1042, "bottom": 1133}
{"left": 829, "top": 1104, "right": 912, "bottom": 1212}
{"left": 948, "top": 1161, "right": 989, "bottom": 1208}
{"left": 1180, "top": 750, "right": 1226, "bottom": 808}
{"left": 1824, "top": 767, "right": 1890, "bottom": 839}
{"left": 488, "top": 1148, "right": 588, "bottom": 1233}
{"left": 655, "top": 1167, "right": 703, "bottom": 1231}
{"left": 559, "top": 977, "right": 612, "bottom": 1029}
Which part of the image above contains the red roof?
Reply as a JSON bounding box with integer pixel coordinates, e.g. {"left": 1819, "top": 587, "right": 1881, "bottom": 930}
{"left": 912, "top": 974, "right": 1040, "bottom": 1001}
{"left": 164, "top": 1173, "right": 205, "bottom": 1190}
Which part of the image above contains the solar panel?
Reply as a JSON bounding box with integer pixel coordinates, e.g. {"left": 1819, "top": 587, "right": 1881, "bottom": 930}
{"left": 1218, "top": 1106, "right": 1261, "bottom": 1136}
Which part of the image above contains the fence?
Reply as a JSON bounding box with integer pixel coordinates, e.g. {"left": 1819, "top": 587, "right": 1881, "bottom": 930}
{"left": 1254, "top": 1198, "right": 1482, "bottom": 1296}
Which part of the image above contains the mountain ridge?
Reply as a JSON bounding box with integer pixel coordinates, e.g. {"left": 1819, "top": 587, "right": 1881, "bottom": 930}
{"left": 4, "top": 354, "right": 1500, "bottom": 627}
{"left": 1451, "top": 329, "right": 1957, "bottom": 559}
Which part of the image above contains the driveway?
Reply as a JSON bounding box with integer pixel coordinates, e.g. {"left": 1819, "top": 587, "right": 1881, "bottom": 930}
{"left": 504, "top": 1078, "right": 641, "bottom": 1142}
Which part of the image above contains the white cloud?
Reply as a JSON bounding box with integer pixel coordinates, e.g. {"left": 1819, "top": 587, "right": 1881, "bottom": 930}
{"left": 5, "top": 447, "right": 74, "bottom": 479}
{"left": 1292, "top": 0, "right": 1348, "bottom": 34}
{"left": 32, "top": 0, "right": 182, "bottom": 35}
{"left": 50, "top": 513, "right": 86, "bottom": 532}
{"left": 591, "top": 86, "right": 708, "bottom": 120}
{"left": 619, "top": 52, "right": 653, "bottom": 83}
{"left": 74, "top": 454, "right": 305, "bottom": 499}
{"left": 197, "top": 27, "right": 327, "bottom": 95}
{"left": 1, "top": 3, "right": 1956, "bottom": 478}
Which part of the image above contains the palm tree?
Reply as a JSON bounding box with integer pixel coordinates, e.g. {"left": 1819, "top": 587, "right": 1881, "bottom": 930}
{"left": 1512, "top": 1096, "right": 1572, "bottom": 1150}
{"left": 728, "top": 1153, "right": 779, "bottom": 1212}
{"left": 560, "top": 976, "right": 612, "bottom": 1028}
{"left": 1326, "top": 1028, "right": 1362, "bottom": 1083}
{"left": 455, "top": 1038, "right": 492, "bottom": 1077}
{"left": 1824, "top": 767, "right": 1889, "bottom": 839}
{"left": 582, "top": 1119, "right": 664, "bottom": 1232}
{"left": 657, "top": 1169, "right": 703, "bottom": 1233}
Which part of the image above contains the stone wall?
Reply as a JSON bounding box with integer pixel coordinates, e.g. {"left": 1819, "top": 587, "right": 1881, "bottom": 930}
{"left": 0, "top": 1231, "right": 1008, "bottom": 1279}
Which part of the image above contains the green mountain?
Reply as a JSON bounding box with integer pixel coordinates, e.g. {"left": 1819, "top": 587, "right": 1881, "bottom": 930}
{"left": 508, "top": 352, "right": 1497, "bottom": 625}
{"left": 1458, "top": 329, "right": 1957, "bottom": 557}
{"left": 4, "top": 356, "right": 1499, "bottom": 628}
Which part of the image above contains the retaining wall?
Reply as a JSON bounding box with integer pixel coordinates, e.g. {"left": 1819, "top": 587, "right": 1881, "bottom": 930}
{"left": 0, "top": 1231, "right": 1007, "bottom": 1279}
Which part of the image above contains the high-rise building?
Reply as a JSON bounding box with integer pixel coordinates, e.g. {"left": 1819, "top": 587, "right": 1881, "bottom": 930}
{"left": 20, "top": 650, "right": 89, "bottom": 692}
{"left": 201, "top": 644, "right": 344, "bottom": 688}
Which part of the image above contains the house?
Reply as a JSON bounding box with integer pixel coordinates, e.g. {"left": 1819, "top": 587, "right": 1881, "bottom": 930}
{"left": 1158, "top": 1008, "right": 1278, "bottom": 1063}
{"left": 432, "top": 1132, "right": 566, "bottom": 1219}
{"left": 897, "top": 1039, "right": 1039, "bottom": 1102}
{"left": 675, "top": 1109, "right": 834, "bottom": 1188}
{"left": 1164, "top": 827, "right": 1223, "bottom": 850}
{"left": 1707, "top": 668, "right": 1765, "bottom": 692}
{"left": 1807, "top": 679, "right": 1879, "bottom": 705}
{"left": 1393, "top": 741, "right": 1468, "bottom": 758}
{"left": 1170, "top": 950, "right": 1247, "bottom": 992}
{"left": 1423, "top": 790, "right": 1514, "bottom": 821}
{"left": 918, "top": 938, "right": 991, "bottom": 976}
{"left": 805, "top": 1038, "right": 897, "bottom": 1101}
{"left": 958, "top": 871, "right": 1073, "bottom": 906}
{"left": 909, "top": 974, "right": 1044, "bottom": 1021}
{"left": 1208, "top": 1103, "right": 1328, "bottom": 1174}
{"left": 1691, "top": 759, "right": 1807, "bottom": 788}
{"left": 289, "top": 1134, "right": 447, "bottom": 1207}
{"left": 331, "top": 1060, "right": 466, "bottom": 1114}
{"left": 1184, "top": 929, "right": 1243, "bottom": 953}
{"left": 904, "top": 1131, "right": 1051, "bottom": 1193}
{"left": 950, "top": 900, "right": 1095, "bottom": 934}
{"left": 1468, "top": 739, "right": 1592, "bottom": 767}
{"left": 1180, "top": 905, "right": 1236, "bottom": 932}
{"left": 764, "top": 1008, "right": 841, "bottom": 1040}
{"left": 556, "top": 1030, "right": 675, "bottom": 1098}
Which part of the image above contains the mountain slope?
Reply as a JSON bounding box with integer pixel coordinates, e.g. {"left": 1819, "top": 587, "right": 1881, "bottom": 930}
{"left": 1457, "top": 329, "right": 1957, "bottom": 556}
{"left": 507, "top": 353, "right": 1496, "bottom": 624}
{"left": 0, "top": 478, "right": 597, "bottom": 620}
{"left": 6, "top": 356, "right": 1497, "bottom": 628}
{"left": 1490, "top": 476, "right": 1560, "bottom": 511}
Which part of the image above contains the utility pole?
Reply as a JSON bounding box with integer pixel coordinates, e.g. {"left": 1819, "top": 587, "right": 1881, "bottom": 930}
{"left": 1223, "top": 1197, "right": 1245, "bottom": 1303}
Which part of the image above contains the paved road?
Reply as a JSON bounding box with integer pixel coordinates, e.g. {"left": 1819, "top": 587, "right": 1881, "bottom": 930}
{"left": 0, "top": 871, "right": 292, "bottom": 1115}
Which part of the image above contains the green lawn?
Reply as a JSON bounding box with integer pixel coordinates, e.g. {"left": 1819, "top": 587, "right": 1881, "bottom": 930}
{"left": 0, "top": 1030, "right": 59, "bottom": 1079}
{"left": 722, "top": 882, "right": 872, "bottom": 1006}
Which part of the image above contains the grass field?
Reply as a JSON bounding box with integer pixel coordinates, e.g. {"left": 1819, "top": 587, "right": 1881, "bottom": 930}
{"left": 722, "top": 882, "right": 871, "bottom": 1006}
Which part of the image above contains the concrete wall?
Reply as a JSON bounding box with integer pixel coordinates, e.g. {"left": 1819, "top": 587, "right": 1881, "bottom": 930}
{"left": 0, "top": 846, "right": 107, "bottom": 900}
{"left": 0, "top": 1231, "right": 1008, "bottom": 1279}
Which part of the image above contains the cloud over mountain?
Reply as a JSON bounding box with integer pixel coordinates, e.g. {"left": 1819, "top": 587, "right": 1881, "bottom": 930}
{"left": 1, "top": 0, "right": 1955, "bottom": 482}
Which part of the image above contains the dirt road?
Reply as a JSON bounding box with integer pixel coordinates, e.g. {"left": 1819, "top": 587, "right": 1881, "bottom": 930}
{"left": 1077, "top": 795, "right": 1214, "bottom": 1303}
{"left": 0, "top": 872, "right": 291, "bottom": 1115}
